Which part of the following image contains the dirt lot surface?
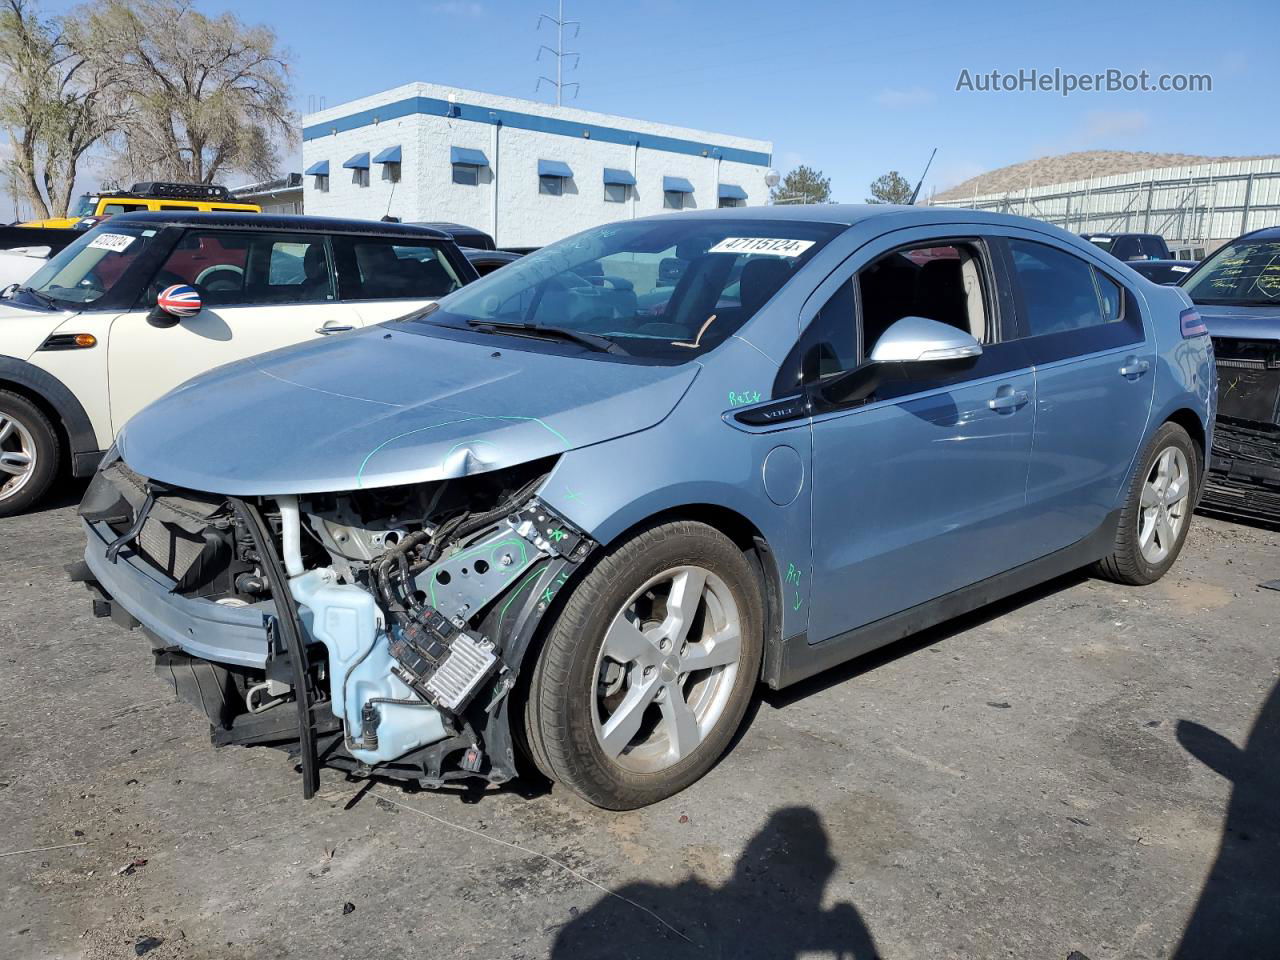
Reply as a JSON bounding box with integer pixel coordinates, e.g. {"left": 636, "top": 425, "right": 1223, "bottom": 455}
{"left": 3, "top": 488, "right": 1278, "bottom": 960}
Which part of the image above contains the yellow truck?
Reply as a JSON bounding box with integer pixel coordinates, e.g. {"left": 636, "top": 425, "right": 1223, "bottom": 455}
{"left": 20, "top": 181, "right": 259, "bottom": 228}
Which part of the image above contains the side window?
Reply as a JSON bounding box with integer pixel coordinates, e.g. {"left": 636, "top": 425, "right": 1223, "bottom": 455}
{"left": 1094, "top": 269, "right": 1123, "bottom": 322}
{"left": 859, "top": 243, "right": 991, "bottom": 356}
{"left": 1007, "top": 240, "right": 1109, "bottom": 336}
{"left": 775, "top": 280, "right": 857, "bottom": 396}
{"left": 148, "top": 231, "right": 333, "bottom": 307}
{"left": 101, "top": 202, "right": 148, "bottom": 214}
{"left": 1110, "top": 237, "right": 1140, "bottom": 261}
{"left": 338, "top": 238, "right": 463, "bottom": 300}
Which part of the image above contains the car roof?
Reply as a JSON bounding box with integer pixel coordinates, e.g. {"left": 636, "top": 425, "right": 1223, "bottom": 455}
{"left": 102, "top": 211, "right": 452, "bottom": 241}
{"left": 631, "top": 203, "right": 1091, "bottom": 232}
{"left": 1236, "top": 225, "right": 1280, "bottom": 242}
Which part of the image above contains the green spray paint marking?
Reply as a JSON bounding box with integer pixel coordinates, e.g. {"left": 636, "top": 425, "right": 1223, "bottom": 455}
{"left": 793, "top": 592, "right": 803, "bottom": 611}
{"left": 355, "top": 415, "right": 571, "bottom": 488}
{"left": 784, "top": 563, "right": 803, "bottom": 586}
{"left": 728, "top": 390, "right": 763, "bottom": 407}
{"left": 563, "top": 487, "right": 584, "bottom": 503}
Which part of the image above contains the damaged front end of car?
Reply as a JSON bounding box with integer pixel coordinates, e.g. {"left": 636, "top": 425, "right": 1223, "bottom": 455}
{"left": 71, "top": 450, "right": 594, "bottom": 798}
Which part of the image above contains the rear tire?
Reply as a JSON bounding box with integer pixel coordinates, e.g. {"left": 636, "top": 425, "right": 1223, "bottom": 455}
{"left": 1094, "top": 421, "right": 1199, "bottom": 585}
{"left": 0, "top": 390, "right": 60, "bottom": 518}
{"left": 525, "top": 520, "right": 763, "bottom": 810}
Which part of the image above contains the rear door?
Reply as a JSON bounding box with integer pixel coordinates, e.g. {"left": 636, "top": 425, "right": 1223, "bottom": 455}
{"left": 801, "top": 228, "right": 1039, "bottom": 642}
{"left": 999, "top": 234, "right": 1155, "bottom": 553}
{"left": 106, "top": 228, "right": 361, "bottom": 431}
{"left": 333, "top": 235, "right": 471, "bottom": 325}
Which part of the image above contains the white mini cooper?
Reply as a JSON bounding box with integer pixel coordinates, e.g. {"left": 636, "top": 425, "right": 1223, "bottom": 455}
{"left": 0, "top": 213, "right": 475, "bottom": 515}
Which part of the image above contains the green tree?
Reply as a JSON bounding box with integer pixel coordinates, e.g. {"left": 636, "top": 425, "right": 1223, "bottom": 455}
{"left": 82, "top": 0, "right": 295, "bottom": 184}
{"left": 771, "top": 165, "right": 832, "bottom": 205}
{"left": 866, "top": 170, "right": 914, "bottom": 205}
{"left": 0, "top": 0, "right": 121, "bottom": 218}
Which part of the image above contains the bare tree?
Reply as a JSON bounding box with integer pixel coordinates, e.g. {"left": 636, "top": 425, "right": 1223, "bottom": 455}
{"left": 82, "top": 0, "right": 295, "bottom": 184}
{"left": 0, "top": 0, "right": 121, "bottom": 218}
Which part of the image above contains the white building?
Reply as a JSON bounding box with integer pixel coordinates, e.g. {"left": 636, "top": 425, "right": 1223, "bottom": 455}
{"left": 300, "top": 82, "right": 774, "bottom": 248}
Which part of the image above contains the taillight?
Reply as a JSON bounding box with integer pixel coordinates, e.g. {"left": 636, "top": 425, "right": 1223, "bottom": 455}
{"left": 1180, "top": 308, "right": 1207, "bottom": 338}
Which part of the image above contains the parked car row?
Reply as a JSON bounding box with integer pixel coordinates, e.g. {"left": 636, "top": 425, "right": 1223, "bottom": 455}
{"left": 47, "top": 204, "right": 1214, "bottom": 809}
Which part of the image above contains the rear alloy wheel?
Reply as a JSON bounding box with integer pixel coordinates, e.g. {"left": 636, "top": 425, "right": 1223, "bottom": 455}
{"left": 0, "top": 390, "right": 60, "bottom": 517}
{"left": 526, "top": 520, "right": 763, "bottom": 809}
{"left": 1095, "top": 421, "right": 1199, "bottom": 585}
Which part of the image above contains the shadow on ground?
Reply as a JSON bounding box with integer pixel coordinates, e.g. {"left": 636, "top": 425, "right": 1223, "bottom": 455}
{"left": 550, "top": 806, "right": 880, "bottom": 959}
{"left": 1173, "top": 676, "right": 1280, "bottom": 958}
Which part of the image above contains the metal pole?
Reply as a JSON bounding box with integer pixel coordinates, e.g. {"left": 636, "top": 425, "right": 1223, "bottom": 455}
{"left": 556, "top": 0, "right": 563, "bottom": 106}
{"left": 1241, "top": 171, "right": 1255, "bottom": 236}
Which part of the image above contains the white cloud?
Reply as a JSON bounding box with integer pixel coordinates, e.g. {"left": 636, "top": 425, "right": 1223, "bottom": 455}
{"left": 874, "top": 87, "right": 936, "bottom": 109}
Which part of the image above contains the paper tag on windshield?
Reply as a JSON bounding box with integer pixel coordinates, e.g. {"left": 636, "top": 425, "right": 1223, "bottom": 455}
{"left": 88, "top": 233, "right": 135, "bottom": 253}
{"left": 707, "top": 237, "right": 815, "bottom": 258}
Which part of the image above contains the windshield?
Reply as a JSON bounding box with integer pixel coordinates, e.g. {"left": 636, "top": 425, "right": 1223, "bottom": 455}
{"left": 22, "top": 225, "right": 158, "bottom": 306}
{"left": 420, "top": 218, "right": 843, "bottom": 361}
{"left": 1183, "top": 239, "right": 1280, "bottom": 306}
{"left": 71, "top": 194, "right": 97, "bottom": 218}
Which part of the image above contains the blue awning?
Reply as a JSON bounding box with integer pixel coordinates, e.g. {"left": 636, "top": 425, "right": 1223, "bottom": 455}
{"left": 603, "top": 168, "right": 635, "bottom": 186}
{"left": 342, "top": 152, "right": 370, "bottom": 170}
{"left": 718, "top": 183, "right": 748, "bottom": 200}
{"left": 450, "top": 146, "right": 488, "bottom": 167}
{"left": 305, "top": 160, "right": 329, "bottom": 176}
{"left": 373, "top": 145, "right": 402, "bottom": 164}
{"left": 663, "top": 176, "right": 695, "bottom": 194}
{"left": 537, "top": 159, "right": 573, "bottom": 179}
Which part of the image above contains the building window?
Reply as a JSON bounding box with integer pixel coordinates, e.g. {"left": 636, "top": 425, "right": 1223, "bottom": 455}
{"left": 664, "top": 190, "right": 686, "bottom": 210}
{"left": 604, "top": 183, "right": 628, "bottom": 204}
{"left": 539, "top": 175, "right": 564, "bottom": 197}
{"left": 352, "top": 167, "right": 369, "bottom": 188}
{"left": 718, "top": 197, "right": 744, "bottom": 209}
{"left": 452, "top": 164, "right": 479, "bottom": 186}
{"left": 314, "top": 175, "right": 329, "bottom": 193}
{"left": 381, "top": 163, "right": 400, "bottom": 183}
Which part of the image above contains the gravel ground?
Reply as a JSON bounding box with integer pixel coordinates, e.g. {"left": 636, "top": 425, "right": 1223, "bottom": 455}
{"left": 2, "top": 485, "right": 1277, "bottom": 960}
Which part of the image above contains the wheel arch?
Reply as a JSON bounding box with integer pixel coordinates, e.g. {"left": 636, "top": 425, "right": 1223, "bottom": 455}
{"left": 1164, "top": 406, "right": 1206, "bottom": 466}
{"left": 0, "top": 357, "right": 101, "bottom": 475}
{"left": 594, "top": 502, "right": 785, "bottom": 656}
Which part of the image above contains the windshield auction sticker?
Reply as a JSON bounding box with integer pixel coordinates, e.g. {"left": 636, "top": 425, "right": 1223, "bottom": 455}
{"left": 708, "top": 237, "right": 816, "bottom": 258}
{"left": 87, "top": 233, "right": 136, "bottom": 253}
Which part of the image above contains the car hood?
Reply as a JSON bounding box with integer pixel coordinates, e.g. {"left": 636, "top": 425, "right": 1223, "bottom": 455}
{"left": 1196, "top": 303, "right": 1280, "bottom": 341}
{"left": 117, "top": 325, "right": 700, "bottom": 495}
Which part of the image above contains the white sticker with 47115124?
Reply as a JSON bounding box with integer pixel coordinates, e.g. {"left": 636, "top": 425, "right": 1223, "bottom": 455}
{"left": 87, "top": 233, "right": 135, "bottom": 253}
{"left": 707, "top": 237, "right": 815, "bottom": 257}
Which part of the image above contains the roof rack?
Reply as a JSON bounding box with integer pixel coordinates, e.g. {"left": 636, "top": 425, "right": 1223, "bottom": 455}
{"left": 127, "top": 181, "right": 232, "bottom": 201}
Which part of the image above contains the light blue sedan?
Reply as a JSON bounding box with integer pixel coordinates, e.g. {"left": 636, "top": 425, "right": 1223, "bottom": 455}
{"left": 75, "top": 204, "right": 1215, "bottom": 809}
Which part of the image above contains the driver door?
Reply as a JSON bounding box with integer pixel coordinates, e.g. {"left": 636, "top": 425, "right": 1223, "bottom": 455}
{"left": 106, "top": 228, "right": 362, "bottom": 433}
{"left": 801, "top": 229, "right": 1039, "bottom": 645}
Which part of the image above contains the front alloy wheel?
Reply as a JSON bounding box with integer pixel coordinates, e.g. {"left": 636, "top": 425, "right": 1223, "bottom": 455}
{"left": 0, "top": 390, "right": 60, "bottom": 517}
{"left": 524, "top": 520, "right": 763, "bottom": 809}
{"left": 593, "top": 566, "right": 743, "bottom": 773}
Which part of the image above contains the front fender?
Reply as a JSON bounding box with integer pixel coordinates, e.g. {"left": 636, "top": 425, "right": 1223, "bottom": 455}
{"left": 0, "top": 355, "right": 102, "bottom": 473}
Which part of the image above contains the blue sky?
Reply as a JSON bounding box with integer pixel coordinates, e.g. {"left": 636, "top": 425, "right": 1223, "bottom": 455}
{"left": 24, "top": 0, "right": 1274, "bottom": 207}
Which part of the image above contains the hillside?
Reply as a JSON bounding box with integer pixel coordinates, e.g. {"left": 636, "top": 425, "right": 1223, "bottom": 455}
{"left": 933, "top": 150, "right": 1277, "bottom": 202}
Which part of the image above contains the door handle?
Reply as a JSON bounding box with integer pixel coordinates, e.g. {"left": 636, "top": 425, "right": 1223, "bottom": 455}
{"left": 315, "top": 323, "right": 354, "bottom": 335}
{"left": 1119, "top": 357, "right": 1150, "bottom": 378}
{"left": 987, "top": 388, "right": 1029, "bottom": 413}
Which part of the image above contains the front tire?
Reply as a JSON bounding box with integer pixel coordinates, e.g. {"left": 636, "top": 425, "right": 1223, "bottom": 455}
{"left": 0, "top": 390, "right": 60, "bottom": 517}
{"left": 1094, "top": 421, "right": 1199, "bottom": 585}
{"left": 525, "top": 520, "right": 763, "bottom": 809}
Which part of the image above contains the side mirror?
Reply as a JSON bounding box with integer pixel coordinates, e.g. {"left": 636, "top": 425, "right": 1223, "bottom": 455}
{"left": 823, "top": 316, "right": 982, "bottom": 405}
{"left": 146, "top": 284, "right": 202, "bottom": 328}
{"left": 867, "top": 315, "right": 983, "bottom": 364}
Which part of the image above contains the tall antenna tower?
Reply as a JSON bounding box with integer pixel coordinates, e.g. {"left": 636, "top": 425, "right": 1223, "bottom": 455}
{"left": 536, "top": 1, "right": 580, "bottom": 106}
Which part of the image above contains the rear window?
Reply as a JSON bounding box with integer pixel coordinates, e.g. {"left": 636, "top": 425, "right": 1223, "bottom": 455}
{"left": 337, "top": 237, "right": 464, "bottom": 300}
